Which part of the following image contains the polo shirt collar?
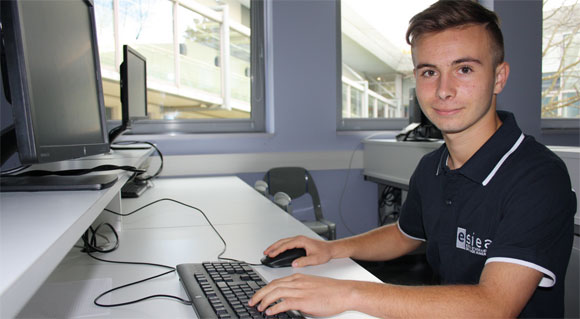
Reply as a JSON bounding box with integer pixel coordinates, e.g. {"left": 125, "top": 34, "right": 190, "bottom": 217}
{"left": 437, "top": 111, "right": 526, "bottom": 186}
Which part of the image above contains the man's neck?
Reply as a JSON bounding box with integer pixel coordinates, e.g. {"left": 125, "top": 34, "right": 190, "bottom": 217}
{"left": 444, "top": 111, "right": 503, "bottom": 170}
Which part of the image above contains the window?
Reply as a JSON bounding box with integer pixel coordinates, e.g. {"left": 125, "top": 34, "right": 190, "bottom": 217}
{"left": 542, "top": 0, "right": 580, "bottom": 128}
{"left": 338, "top": 0, "right": 434, "bottom": 131}
{"left": 94, "top": 0, "right": 265, "bottom": 133}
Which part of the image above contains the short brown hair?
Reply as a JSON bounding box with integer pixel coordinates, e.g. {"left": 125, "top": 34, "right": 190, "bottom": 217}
{"left": 406, "top": 0, "right": 504, "bottom": 66}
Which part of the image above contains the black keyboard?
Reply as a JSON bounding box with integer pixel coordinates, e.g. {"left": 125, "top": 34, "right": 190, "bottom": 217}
{"left": 176, "top": 262, "right": 303, "bottom": 319}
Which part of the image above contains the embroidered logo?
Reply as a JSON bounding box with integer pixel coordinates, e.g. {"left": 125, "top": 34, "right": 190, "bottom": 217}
{"left": 456, "top": 227, "right": 492, "bottom": 256}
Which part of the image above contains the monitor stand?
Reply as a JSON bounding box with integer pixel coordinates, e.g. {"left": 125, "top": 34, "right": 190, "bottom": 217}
{"left": 0, "top": 174, "right": 118, "bottom": 192}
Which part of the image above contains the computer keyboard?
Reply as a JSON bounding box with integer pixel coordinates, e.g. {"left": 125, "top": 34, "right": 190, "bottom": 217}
{"left": 176, "top": 261, "right": 304, "bottom": 319}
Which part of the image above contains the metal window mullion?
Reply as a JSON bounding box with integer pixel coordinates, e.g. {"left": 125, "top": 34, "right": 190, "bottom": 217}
{"left": 173, "top": 0, "right": 180, "bottom": 88}
{"left": 362, "top": 81, "right": 369, "bottom": 118}
{"left": 220, "top": 5, "right": 231, "bottom": 110}
{"left": 346, "top": 85, "right": 351, "bottom": 118}
{"left": 395, "top": 74, "right": 403, "bottom": 117}
{"left": 113, "top": 0, "right": 120, "bottom": 72}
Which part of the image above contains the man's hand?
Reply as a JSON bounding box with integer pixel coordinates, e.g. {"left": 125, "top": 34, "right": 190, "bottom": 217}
{"left": 249, "top": 274, "right": 355, "bottom": 317}
{"left": 263, "top": 235, "right": 335, "bottom": 268}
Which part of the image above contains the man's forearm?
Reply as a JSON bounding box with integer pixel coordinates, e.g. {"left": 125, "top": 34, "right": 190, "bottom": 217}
{"left": 329, "top": 223, "right": 421, "bottom": 261}
{"left": 348, "top": 281, "right": 506, "bottom": 318}
{"left": 345, "top": 261, "right": 542, "bottom": 318}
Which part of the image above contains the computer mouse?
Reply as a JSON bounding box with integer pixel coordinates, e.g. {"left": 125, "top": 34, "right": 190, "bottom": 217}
{"left": 260, "top": 248, "right": 307, "bottom": 268}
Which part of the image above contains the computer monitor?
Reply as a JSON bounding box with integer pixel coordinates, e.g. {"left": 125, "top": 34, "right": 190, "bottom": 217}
{"left": 0, "top": 0, "right": 114, "bottom": 189}
{"left": 109, "top": 45, "right": 148, "bottom": 142}
{"left": 408, "top": 88, "right": 428, "bottom": 126}
{"left": 1, "top": 0, "right": 109, "bottom": 164}
{"left": 397, "top": 88, "right": 442, "bottom": 141}
{"left": 123, "top": 45, "right": 148, "bottom": 122}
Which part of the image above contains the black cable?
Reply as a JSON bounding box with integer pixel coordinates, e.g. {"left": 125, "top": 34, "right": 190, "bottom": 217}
{"left": 104, "top": 198, "right": 264, "bottom": 264}
{"left": 81, "top": 223, "right": 120, "bottom": 253}
{"left": 89, "top": 197, "right": 264, "bottom": 309}
{"left": 1, "top": 164, "right": 146, "bottom": 177}
{"left": 111, "top": 141, "right": 163, "bottom": 181}
{"left": 379, "top": 186, "right": 401, "bottom": 226}
{"left": 86, "top": 252, "right": 192, "bottom": 307}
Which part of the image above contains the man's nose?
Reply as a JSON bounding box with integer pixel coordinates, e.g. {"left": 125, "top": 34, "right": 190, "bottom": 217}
{"left": 437, "top": 73, "right": 456, "bottom": 100}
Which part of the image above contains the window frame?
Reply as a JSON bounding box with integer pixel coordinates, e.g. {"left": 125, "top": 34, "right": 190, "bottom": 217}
{"left": 108, "top": 0, "right": 266, "bottom": 135}
{"left": 336, "top": 0, "right": 410, "bottom": 132}
{"left": 540, "top": 4, "right": 580, "bottom": 131}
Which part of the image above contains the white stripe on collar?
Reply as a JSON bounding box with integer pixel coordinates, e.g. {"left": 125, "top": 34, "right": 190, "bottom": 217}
{"left": 482, "top": 133, "right": 525, "bottom": 186}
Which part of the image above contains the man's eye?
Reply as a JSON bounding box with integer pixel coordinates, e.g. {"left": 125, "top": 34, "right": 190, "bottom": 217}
{"left": 422, "top": 70, "right": 436, "bottom": 77}
{"left": 459, "top": 66, "right": 473, "bottom": 74}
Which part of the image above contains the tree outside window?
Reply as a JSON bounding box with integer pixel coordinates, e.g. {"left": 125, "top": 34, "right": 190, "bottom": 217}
{"left": 542, "top": 0, "right": 580, "bottom": 119}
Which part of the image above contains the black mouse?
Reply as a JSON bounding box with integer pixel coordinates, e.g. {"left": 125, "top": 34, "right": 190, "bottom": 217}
{"left": 261, "top": 248, "right": 307, "bottom": 268}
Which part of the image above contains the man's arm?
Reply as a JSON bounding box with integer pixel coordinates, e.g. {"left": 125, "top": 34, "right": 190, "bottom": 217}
{"left": 263, "top": 223, "right": 422, "bottom": 267}
{"left": 352, "top": 261, "right": 543, "bottom": 318}
{"left": 250, "top": 261, "right": 543, "bottom": 318}
{"left": 336, "top": 222, "right": 422, "bottom": 261}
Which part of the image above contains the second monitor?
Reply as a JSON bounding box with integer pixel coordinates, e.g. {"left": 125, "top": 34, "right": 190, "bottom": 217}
{"left": 108, "top": 45, "right": 148, "bottom": 142}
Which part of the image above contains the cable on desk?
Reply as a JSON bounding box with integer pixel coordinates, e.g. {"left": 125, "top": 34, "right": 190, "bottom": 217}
{"left": 111, "top": 140, "right": 164, "bottom": 181}
{"left": 104, "top": 197, "right": 261, "bottom": 263}
{"left": 0, "top": 164, "right": 146, "bottom": 177}
{"left": 81, "top": 223, "right": 119, "bottom": 253}
{"left": 86, "top": 252, "right": 192, "bottom": 307}
{"left": 89, "top": 197, "right": 268, "bottom": 308}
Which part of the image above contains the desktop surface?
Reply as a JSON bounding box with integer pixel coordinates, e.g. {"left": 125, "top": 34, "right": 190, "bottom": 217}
{"left": 16, "top": 176, "right": 381, "bottom": 318}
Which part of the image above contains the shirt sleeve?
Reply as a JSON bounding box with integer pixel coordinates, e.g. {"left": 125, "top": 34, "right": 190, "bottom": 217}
{"left": 486, "top": 161, "right": 576, "bottom": 288}
{"left": 398, "top": 164, "right": 427, "bottom": 242}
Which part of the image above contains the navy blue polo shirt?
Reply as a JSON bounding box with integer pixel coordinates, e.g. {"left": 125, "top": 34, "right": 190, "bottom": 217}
{"left": 398, "top": 111, "right": 576, "bottom": 318}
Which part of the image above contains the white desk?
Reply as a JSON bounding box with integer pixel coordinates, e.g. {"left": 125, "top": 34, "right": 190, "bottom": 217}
{"left": 0, "top": 148, "right": 153, "bottom": 319}
{"left": 16, "top": 177, "right": 381, "bottom": 318}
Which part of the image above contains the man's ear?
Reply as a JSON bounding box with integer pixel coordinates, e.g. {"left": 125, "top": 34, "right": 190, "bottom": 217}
{"left": 493, "top": 61, "right": 510, "bottom": 94}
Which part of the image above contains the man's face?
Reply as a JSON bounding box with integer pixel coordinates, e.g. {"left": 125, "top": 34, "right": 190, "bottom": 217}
{"left": 412, "top": 24, "right": 508, "bottom": 136}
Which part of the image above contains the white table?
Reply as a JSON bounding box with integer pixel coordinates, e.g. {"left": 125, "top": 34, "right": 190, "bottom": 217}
{"left": 17, "top": 176, "right": 381, "bottom": 318}
{"left": 0, "top": 148, "right": 153, "bottom": 319}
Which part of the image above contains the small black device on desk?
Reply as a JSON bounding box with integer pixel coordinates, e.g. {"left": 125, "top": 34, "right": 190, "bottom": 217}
{"left": 121, "top": 178, "right": 148, "bottom": 198}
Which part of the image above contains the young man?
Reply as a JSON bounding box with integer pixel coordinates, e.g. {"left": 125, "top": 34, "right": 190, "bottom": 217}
{"left": 249, "top": 1, "right": 576, "bottom": 318}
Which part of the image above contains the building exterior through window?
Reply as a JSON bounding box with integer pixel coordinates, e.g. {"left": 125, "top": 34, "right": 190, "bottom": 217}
{"left": 339, "top": 0, "right": 434, "bottom": 130}
{"left": 94, "top": 0, "right": 254, "bottom": 124}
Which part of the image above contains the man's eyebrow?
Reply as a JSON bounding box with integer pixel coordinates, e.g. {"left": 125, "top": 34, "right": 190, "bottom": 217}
{"left": 415, "top": 63, "right": 436, "bottom": 69}
{"left": 453, "top": 57, "right": 482, "bottom": 65}
{"left": 415, "top": 58, "right": 483, "bottom": 70}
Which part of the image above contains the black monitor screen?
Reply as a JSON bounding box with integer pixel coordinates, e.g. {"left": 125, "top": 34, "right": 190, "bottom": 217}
{"left": 125, "top": 46, "right": 148, "bottom": 121}
{"left": 2, "top": 0, "right": 109, "bottom": 164}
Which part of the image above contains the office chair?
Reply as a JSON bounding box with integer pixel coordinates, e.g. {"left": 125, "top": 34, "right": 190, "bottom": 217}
{"left": 261, "top": 167, "right": 336, "bottom": 240}
{"left": 253, "top": 180, "right": 269, "bottom": 197}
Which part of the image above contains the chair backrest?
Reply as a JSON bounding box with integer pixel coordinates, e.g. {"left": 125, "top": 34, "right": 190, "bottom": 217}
{"left": 264, "top": 167, "right": 323, "bottom": 221}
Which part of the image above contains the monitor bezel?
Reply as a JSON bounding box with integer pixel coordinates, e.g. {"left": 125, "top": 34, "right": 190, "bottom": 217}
{"left": 1, "top": 0, "right": 110, "bottom": 164}
{"left": 122, "top": 44, "right": 148, "bottom": 124}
